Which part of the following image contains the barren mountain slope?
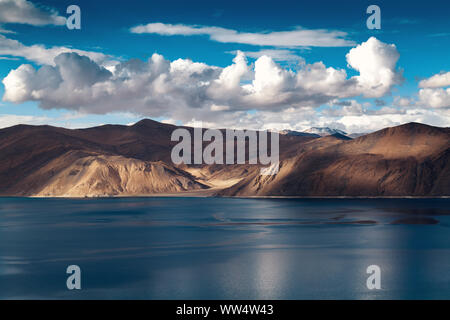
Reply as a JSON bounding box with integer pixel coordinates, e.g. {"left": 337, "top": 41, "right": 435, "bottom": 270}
{"left": 30, "top": 151, "right": 207, "bottom": 197}
{"left": 218, "top": 123, "right": 450, "bottom": 196}
{"left": 0, "top": 119, "right": 312, "bottom": 196}
{"left": 0, "top": 121, "right": 448, "bottom": 197}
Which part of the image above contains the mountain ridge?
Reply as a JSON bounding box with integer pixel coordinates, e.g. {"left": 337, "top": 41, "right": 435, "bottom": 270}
{"left": 303, "top": 126, "right": 348, "bottom": 137}
{"left": 0, "top": 120, "right": 448, "bottom": 197}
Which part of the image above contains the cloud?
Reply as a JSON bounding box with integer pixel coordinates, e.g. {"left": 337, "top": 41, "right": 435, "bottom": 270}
{"left": 0, "top": 0, "right": 65, "bottom": 26}
{"left": 229, "top": 49, "right": 305, "bottom": 63}
{"left": 0, "top": 25, "right": 15, "bottom": 34}
{"left": 181, "top": 104, "right": 450, "bottom": 134}
{"left": 394, "top": 96, "right": 414, "bottom": 107}
{"left": 210, "top": 104, "right": 230, "bottom": 111}
{"left": 321, "top": 100, "right": 365, "bottom": 117}
{"left": 393, "top": 71, "right": 450, "bottom": 109}
{"left": 2, "top": 37, "right": 403, "bottom": 130}
{"left": 2, "top": 52, "right": 112, "bottom": 105}
{"left": 0, "top": 111, "right": 141, "bottom": 129}
{"left": 0, "top": 113, "right": 50, "bottom": 128}
{"left": 418, "top": 87, "right": 450, "bottom": 108}
{"left": 0, "top": 56, "right": 18, "bottom": 60}
{"left": 334, "top": 108, "right": 450, "bottom": 133}
{"left": 130, "top": 22, "right": 355, "bottom": 47}
{"left": 419, "top": 71, "right": 450, "bottom": 88}
{"left": 0, "top": 35, "right": 110, "bottom": 65}
{"left": 346, "top": 37, "right": 402, "bottom": 98}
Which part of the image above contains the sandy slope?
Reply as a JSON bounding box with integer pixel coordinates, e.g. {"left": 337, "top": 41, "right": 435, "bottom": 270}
{"left": 20, "top": 151, "right": 207, "bottom": 197}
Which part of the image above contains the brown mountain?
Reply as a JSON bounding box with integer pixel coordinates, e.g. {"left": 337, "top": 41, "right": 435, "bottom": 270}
{"left": 218, "top": 123, "right": 450, "bottom": 196}
{"left": 0, "top": 120, "right": 448, "bottom": 197}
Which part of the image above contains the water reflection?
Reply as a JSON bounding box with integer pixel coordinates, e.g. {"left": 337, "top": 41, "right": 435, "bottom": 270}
{"left": 0, "top": 197, "right": 449, "bottom": 299}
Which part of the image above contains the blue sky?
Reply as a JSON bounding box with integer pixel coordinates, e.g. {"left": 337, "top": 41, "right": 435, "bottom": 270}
{"left": 0, "top": 0, "right": 449, "bottom": 132}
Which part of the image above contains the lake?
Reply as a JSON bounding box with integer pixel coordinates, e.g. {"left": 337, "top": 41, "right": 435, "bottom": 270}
{"left": 0, "top": 197, "right": 449, "bottom": 299}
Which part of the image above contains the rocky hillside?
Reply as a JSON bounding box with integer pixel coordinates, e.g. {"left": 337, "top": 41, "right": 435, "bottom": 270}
{"left": 0, "top": 120, "right": 448, "bottom": 197}
{"left": 218, "top": 123, "right": 450, "bottom": 197}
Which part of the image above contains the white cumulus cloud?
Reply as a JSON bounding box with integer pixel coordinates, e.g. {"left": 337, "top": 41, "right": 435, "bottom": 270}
{"left": 0, "top": 35, "right": 110, "bottom": 65}
{"left": 235, "top": 49, "right": 305, "bottom": 63}
{"left": 418, "top": 87, "right": 450, "bottom": 108}
{"left": 419, "top": 71, "right": 450, "bottom": 88}
{"left": 346, "top": 37, "right": 402, "bottom": 98}
{"left": 0, "top": 0, "right": 65, "bottom": 26}
{"left": 2, "top": 37, "right": 405, "bottom": 130}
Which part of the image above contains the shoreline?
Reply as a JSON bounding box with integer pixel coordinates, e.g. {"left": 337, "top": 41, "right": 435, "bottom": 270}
{"left": 0, "top": 194, "right": 448, "bottom": 200}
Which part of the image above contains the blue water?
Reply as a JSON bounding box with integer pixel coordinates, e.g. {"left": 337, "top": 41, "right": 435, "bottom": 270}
{"left": 0, "top": 197, "right": 449, "bottom": 299}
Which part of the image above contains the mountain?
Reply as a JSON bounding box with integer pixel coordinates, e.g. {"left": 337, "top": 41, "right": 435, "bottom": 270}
{"left": 278, "top": 129, "right": 320, "bottom": 138}
{"left": 329, "top": 132, "right": 352, "bottom": 140}
{"left": 25, "top": 152, "right": 208, "bottom": 197}
{"left": 218, "top": 122, "right": 450, "bottom": 197}
{"left": 303, "top": 127, "right": 348, "bottom": 137}
{"left": 0, "top": 121, "right": 448, "bottom": 197}
{"left": 348, "top": 132, "right": 367, "bottom": 139}
{"left": 0, "top": 119, "right": 315, "bottom": 196}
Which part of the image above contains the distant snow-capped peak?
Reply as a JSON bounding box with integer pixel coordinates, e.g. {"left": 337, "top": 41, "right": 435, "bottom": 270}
{"left": 278, "top": 129, "right": 319, "bottom": 137}
{"left": 303, "top": 127, "right": 347, "bottom": 137}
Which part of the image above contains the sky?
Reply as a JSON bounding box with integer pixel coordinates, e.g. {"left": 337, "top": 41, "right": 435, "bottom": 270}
{"left": 0, "top": 0, "right": 449, "bottom": 133}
